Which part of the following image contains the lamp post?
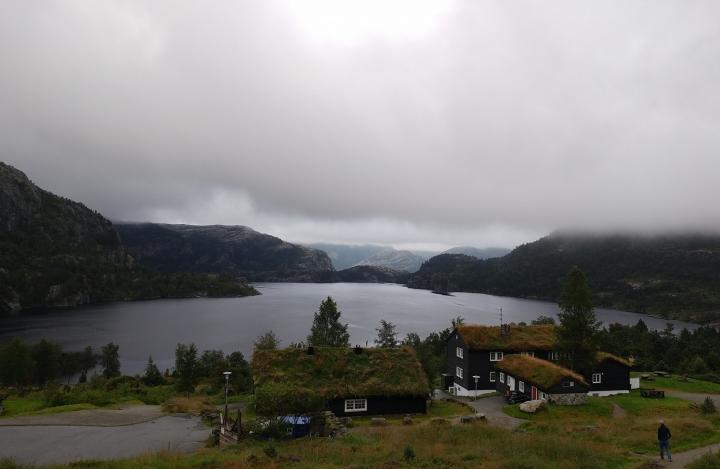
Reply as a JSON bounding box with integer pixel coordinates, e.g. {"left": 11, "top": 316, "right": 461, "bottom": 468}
{"left": 472, "top": 375, "right": 480, "bottom": 400}
{"left": 223, "top": 371, "right": 232, "bottom": 425}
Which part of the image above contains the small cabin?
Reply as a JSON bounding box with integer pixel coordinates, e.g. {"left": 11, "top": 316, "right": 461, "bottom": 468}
{"left": 252, "top": 346, "right": 428, "bottom": 417}
{"left": 495, "top": 354, "right": 589, "bottom": 405}
{"left": 589, "top": 352, "right": 632, "bottom": 397}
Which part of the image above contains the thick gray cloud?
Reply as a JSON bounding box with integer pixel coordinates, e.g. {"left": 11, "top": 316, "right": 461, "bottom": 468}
{"left": 2, "top": 1, "right": 719, "bottom": 250}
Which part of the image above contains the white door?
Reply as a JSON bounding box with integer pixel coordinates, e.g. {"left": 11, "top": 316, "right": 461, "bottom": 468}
{"left": 507, "top": 376, "right": 515, "bottom": 391}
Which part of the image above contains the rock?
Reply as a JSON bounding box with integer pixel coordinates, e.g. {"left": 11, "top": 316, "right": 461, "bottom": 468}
{"left": 403, "top": 415, "right": 413, "bottom": 425}
{"left": 477, "top": 413, "right": 487, "bottom": 422}
{"left": 460, "top": 415, "right": 477, "bottom": 423}
{"left": 370, "top": 417, "right": 387, "bottom": 426}
{"left": 339, "top": 417, "right": 353, "bottom": 428}
{"left": 519, "top": 399, "right": 547, "bottom": 413}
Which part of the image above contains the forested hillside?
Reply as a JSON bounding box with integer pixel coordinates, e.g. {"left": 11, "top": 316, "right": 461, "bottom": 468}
{"left": 409, "top": 232, "right": 720, "bottom": 323}
{"left": 0, "top": 162, "right": 256, "bottom": 312}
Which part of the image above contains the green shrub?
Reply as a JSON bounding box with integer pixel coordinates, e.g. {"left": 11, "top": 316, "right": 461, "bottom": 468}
{"left": 700, "top": 397, "right": 716, "bottom": 414}
{"left": 403, "top": 445, "right": 416, "bottom": 461}
{"left": 264, "top": 442, "right": 278, "bottom": 458}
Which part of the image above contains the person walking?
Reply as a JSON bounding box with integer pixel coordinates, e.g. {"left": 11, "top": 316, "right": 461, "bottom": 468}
{"left": 658, "top": 420, "right": 672, "bottom": 462}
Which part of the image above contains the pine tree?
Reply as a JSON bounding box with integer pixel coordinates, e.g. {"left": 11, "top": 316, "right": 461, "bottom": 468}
{"left": 143, "top": 356, "right": 164, "bottom": 386}
{"left": 100, "top": 342, "right": 121, "bottom": 379}
{"left": 375, "top": 320, "right": 398, "bottom": 348}
{"left": 254, "top": 330, "right": 280, "bottom": 350}
{"left": 175, "top": 343, "right": 198, "bottom": 396}
{"left": 556, "top": 267, "right": 600, "bottom": 376}
{"left": 307, "top": 297, "right": 350, "bottom": 347}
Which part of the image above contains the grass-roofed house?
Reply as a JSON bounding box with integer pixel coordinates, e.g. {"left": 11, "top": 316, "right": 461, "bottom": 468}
{"left": 252, "top": 346, "right": 429, "bottom": 417}
{"left": 445, "top": 324, "right": 557, "bottom": 397}
{"left": 445, "top": 324, "right": 632, "bottom": 398}
{"left": 495, "top": 354, "right": 589, "bottom": 405}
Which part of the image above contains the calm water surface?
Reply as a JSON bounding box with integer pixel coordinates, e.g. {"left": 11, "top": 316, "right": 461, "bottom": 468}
{"left": 0, "top": 283, "right": 697, "bottom": 374}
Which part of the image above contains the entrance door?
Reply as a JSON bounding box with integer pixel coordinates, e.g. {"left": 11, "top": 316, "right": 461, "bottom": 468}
{"left": 507, "top": 376, "right": 515, "bottom": 391}
{"left": 531, "top": 386, "right": 538, "bottom": 400}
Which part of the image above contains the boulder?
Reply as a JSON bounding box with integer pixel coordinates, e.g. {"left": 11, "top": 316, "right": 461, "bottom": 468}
{"left": 402, "top": 415, "right": 413, "bottom": 425}
{"left": 519, "top": 399, "right": 546, "bottom": 414}
{"left": 460, "top": 415, "right": 477, "bottom": 423}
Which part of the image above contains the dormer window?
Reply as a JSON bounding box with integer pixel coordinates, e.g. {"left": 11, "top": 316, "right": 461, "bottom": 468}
{"left": 489, "top": 351, "right": 504, "bottom": 362}
{"left": 549, "top": 352, "right": 560, "bottom": 361}
{"left": 520, "top": 352, "right": 535, "bottom": 358}
{"left": 456, "top": 347, "right": 463, "bottom": 359}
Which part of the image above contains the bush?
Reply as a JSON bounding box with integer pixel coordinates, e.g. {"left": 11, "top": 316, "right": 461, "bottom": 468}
{"left": 264, "top": 442, "right": 278, "bottom": 458}
{"left": 701, "top": 397, "right": 716, "bottom": 414}
{"left": 404, "top": 445, "right": 416, "bottom": 461}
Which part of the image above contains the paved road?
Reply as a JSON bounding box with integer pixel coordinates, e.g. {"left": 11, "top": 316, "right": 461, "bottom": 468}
{"left": 0, "top": 413, "right": 209, "bottom": 466}
{"left": 0, "top": 405, "right": 163, "bottom": 427}
{"left": 663, "top": 390, "right": 719, "bottom": 407}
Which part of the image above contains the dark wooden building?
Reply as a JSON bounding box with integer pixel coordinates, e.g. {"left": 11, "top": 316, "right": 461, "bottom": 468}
{"left": 589, "top": 352, "right": 632, "bottom": 396}
{"left": 445, "top": 323, "right": 632, "bottom": 398}
{"left": 446, "top": 324, "right": 557, "bottom": 396}
{"left": 495, "top": 354, "right": 589, "bottom": 405}
{"left": 252, "top": 346, "right": 428, "bottom": 417}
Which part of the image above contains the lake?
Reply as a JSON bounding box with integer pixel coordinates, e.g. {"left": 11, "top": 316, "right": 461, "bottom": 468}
{"left": 0, "top": 283, "right": 697, "bottom": 374}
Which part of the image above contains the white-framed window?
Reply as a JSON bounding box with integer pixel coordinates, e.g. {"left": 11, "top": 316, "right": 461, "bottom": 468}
{"left": 489, "top": 351, "right": 504, "bottom": 362}
{"left": 499, "top": 372, "right": 505, "bottom": 383}
{"left": 489, "top": 371, "right": 496, "bottom": 383}
{"left": 344, "top": 399, "right": 367, "bottom": 412}
{"left": 519, "top": 381, "right": 525, "bottom": 392}
{"left": 456, "top": 366, "right": 463, "bottom": 379}
{"left": 521, "top": 351, "right": 535, "bottom": 358}
{"left": 592, "top": 373, "right": 602, "bottom": 384}
{"left": 456, "top": 347, "right": 463, "bottom": 359}
{"left": 539, "top": 391, "right": 547, "bottom": 400}
{"left": 549, "top": 352, "right": 560, "bottom": 361}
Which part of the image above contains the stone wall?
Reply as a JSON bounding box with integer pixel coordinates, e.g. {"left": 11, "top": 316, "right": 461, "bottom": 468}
{"left": 549, "top": 393, "right": 587, "bottom": 406}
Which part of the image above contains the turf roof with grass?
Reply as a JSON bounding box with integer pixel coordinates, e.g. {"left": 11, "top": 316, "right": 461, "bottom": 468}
{"left": 252, "top": 346, "right": 429, "bottom": 398}
{"left": 495, "top": 354, "right": 588, "bottom": 389}
{"left": 596, "top": 352, "right": 632, "bottom": 367}
{"left": 456, "top": 324, "right": 557, "bottom": 351}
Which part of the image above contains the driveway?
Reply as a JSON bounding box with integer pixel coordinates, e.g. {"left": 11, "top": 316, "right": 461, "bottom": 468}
{"left": 663, "top": 391, "right": 719, "bottom": 407}
{"left": 0, "top": 407, "right": 209, "bottom": 466}
{"left": 434, "top": 390, "right": 524, "bottom": 430}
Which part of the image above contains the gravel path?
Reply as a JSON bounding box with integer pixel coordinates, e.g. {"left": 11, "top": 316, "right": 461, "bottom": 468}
{"left": 0, "top": 404, "right": 163, "bottom": 427}
{"left": 434, "top": 390, "right": 524, "bottom": 430}
{"left": 0, "top": 406, "right": 209, "bottom": 466}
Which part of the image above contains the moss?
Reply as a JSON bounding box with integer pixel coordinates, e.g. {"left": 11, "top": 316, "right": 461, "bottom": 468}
{"left": 457, "top": 324, "right": 556, "bottom": 350}
{"left": 495, "top": 354, "right": 588, "bottom": 389}
{"left": 596, "top": 352, "right": 632, "bottom": 367}
{"left": 252, "top": 346, "right": 429, "bottom": 398}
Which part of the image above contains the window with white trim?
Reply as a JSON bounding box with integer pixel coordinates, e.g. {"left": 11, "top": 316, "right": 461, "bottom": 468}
{"left": 489, "top": 371, "right": 496, "bottom": 383}
{"left": 489, "top": 351, "right": 504, "bottom": 362}
{"left": 499, "top": 372, "right": 505, "bottom": 383}
{"left": 539, "top": 391, "right": 547, "bottom": 400}
{"left": 344, "top": 399, "right": 367, "bottom": 412}
{"left": 519, "top": 381, "right": 525, "bottom": 392}
{"left": 456, "top": 347, "right": 463, "bottom": 359}
{"left": 592, "top": 373, "right": 602, "bottom": 384}
{"left": 520, "top": 351, "right": 535, "bottom": 358}
{"left": 549, "top": 351, "right": 560, "bottom": 361}
{"left": 456, "top": 366, "right": 463, "bottom": 379}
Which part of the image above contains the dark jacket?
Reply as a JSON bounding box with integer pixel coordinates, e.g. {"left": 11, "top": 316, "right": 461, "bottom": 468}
{"left": 657, "top": 424, "right": 671, "bottom": 441}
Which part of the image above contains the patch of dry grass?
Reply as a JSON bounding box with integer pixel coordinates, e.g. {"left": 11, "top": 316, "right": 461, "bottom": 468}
{"left": 161, "top": 396, "right": 215, "bottom": 415}
{"left": 457, "top": 324, "right": 556, "bottom": 350}
{"left": 495, "top": 354, "right": 588, "bottom": 388}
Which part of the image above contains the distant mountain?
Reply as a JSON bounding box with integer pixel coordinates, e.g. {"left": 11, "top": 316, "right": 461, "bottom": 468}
{"left": 408, "top": 232, "right": 720, "bottom": 323}
{"left": 117, "top": 223, "right": 334, "bottom": 282}
{"left": 442, "top": 246, "right": 511, "bottom": 259}
{"left": 336, "top": 265, "right": 410, "bottom": 284}
{"left": 307, "top": 243, "right": 389, "bottom": 270}
{"left": 355, "top": 249, "right": 426, "bottom": 273}
{"left": 0, "top": 162, "right": 256, "bottom": 313}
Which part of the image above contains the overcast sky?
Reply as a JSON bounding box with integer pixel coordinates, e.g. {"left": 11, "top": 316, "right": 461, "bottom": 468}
{"left": 2, "top": 1, "right": 719, "bottom": 250}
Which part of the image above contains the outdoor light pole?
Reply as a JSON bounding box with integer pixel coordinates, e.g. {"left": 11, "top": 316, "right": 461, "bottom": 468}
{"left": 223, "top": 371, "right": 232, "bottom": 424}
{"left": 472, "top": 375, "right": 480, "bottom": 400}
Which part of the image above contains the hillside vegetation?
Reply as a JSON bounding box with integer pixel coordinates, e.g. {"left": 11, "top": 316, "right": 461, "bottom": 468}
{"left": 0, "top": 162, "right": 256, "bottom": 312}
{"left": 409, "top": 232, "right": 720, "bottom": 323}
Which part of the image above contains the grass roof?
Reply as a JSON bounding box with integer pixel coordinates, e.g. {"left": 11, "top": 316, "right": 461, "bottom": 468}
{"left": 495, "top": 354, "right": 588, "bottom": 389}
{"left": 251, "top": 346, "right": 429, "bottom": 399}
{"left": 456, "top": 324, "right": 557, "bottom": 351}
{"left": 596, "top": 352, "right": 633, "bottom": 367}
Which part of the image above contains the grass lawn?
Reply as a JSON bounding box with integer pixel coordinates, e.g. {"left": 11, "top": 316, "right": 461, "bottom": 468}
{"left": 631, "top": 372, "right": 720, "bottom": 394}
{"left": 44, "top": 420, "right": 630, "bottom": 469}
{"left": 503, "top": 391, "right": 720, "bottom": 456}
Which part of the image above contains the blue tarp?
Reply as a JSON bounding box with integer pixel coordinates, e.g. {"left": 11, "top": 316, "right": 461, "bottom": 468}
{"left": 280, "top": 415, "right": 311, "bottom": 438}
